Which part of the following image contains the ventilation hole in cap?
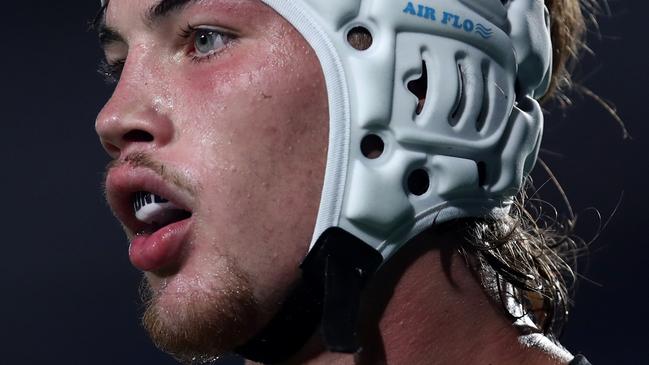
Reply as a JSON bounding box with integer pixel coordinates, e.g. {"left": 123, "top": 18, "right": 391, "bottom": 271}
{"left": 475, "top": 60, "right": 490, "bottom": 132}
{"left": 361, "top": 134, "right": 385, "bottom": 159}
{"left": 407, "top": 60, "right": 428, "bottom": 115}
{"left": 477, "top": 161, "right": 488, "bottom": 187}
{"left": 347, "top": 26, "right": 373, "bottom": 51}
{"left": 449, "top": 63, "right": 466, "bottom": 126}
{"left": 408, "top": 169, "right": 430, "bottom": 196}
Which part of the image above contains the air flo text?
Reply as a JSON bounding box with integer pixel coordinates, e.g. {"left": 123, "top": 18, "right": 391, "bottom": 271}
{"left": 403, "top": 1, "right": 477, "bottom": 33}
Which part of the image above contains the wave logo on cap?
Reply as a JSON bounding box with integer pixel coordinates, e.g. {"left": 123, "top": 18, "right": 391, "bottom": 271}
{"left": 474, "top": 23, "right": 493, "bottom": 38}
{"left": 402, "top": 1, "right": 493, "bottom": 39}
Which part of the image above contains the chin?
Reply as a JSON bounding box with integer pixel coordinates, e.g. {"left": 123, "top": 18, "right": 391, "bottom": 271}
{"left": 140, "top": 257, "right": 260, "bottom": 364}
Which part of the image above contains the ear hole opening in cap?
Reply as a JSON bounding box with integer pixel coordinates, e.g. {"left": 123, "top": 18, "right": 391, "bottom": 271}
{"left": 361, "top": 134, "right": 385, "bottom": 159}
{"left": 407, "top": 169, "right": 430, "bottom": 196}
{"left": 407, "top": 60, "right": 428, "bottom": 115}
{"left": 347, "top": 26, "right": 373, "bottom": 51}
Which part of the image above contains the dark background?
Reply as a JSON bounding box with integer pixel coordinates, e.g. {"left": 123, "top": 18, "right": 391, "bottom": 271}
{"left": 1, "top": 1, "right": 646, "bottom": 364}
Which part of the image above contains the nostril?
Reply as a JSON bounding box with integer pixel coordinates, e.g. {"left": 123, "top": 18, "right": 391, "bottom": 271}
{"left": 104, "top": 142, "right": 120, "bottom": 156}
{"left": 123, "top": 129, "right": 154, "bottom": 143}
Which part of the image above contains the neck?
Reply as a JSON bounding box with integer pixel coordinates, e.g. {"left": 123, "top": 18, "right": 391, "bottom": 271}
{"left": 250, "top": 228, "right": 573, "bottom": 365}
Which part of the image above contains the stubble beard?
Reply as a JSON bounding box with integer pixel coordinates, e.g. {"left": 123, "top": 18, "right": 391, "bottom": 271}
{"left": 140, "top": 261, "right": 259, "bottom": 364}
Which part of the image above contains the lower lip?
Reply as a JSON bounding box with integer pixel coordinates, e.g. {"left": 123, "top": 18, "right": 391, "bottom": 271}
{"left": 129, "top": 218, "right": 192, "bottom": 272}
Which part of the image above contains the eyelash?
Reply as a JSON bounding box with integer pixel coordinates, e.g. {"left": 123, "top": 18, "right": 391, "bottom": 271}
{"left": 179, "top": 24, "right": 235, "bottom": 63}
{"left": 98, "top": 59, "right": 125, "bottom": 85}
{"left": 98, "top": 25, "right": 235, "bottom": 84}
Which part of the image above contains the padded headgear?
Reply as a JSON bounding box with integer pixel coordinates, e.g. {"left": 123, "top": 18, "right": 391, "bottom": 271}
{"left": 253, "top": 2, "right": 552, "bottom": 358}
{"left": 255, "top": 0, "right": 552, "bottom": 261}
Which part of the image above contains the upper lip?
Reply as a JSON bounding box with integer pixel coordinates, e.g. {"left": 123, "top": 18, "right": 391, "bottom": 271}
{"left": 105, "top": 164, "right": 194, "bottom": 236}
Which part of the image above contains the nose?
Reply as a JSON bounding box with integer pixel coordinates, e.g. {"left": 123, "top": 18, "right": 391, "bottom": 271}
{"left": 95, "top": 65, "right": 174, "bottom": 160}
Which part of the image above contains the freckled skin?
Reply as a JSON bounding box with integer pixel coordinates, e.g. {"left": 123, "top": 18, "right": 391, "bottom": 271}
{"left": 96, "top": 0, "right": 329, "bottom": 355}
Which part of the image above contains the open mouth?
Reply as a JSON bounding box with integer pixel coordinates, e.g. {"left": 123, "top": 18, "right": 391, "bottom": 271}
{"left": 126, "top": 190, "right": 194, "bottom": 272}
{"left": 105, "top": 164, "right": 197, "bottom": 272}
{"left": 132, "top": 191, "right": 193, "bottom": 235}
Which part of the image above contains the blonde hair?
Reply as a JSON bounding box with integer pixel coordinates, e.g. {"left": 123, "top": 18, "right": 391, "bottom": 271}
{"left": 545, "top": 0, "right": 592, "bottom": 102}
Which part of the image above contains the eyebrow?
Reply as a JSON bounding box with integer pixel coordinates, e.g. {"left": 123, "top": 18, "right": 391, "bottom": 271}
{"left": 146, "top": 0, "right": 199, "bottom": 24}
{"left": 98, "top": 26, "right": 125, "bottom": 46}
{"left": 94, "top": 0, "right": 199, "bottom": 46}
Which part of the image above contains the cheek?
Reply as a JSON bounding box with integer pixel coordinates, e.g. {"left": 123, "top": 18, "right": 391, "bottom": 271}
{"left": 174, "top": 26, "right": 329, "bottom": 297}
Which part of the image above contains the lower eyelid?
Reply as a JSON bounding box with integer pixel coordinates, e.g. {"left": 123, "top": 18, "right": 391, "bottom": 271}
{"left": 189, "top": 37, "right": 237, "bottom": 62}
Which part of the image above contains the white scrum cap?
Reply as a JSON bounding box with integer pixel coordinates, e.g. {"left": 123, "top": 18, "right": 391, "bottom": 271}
{"left": 97, "top": 0, "right": 552, "bottom": 262}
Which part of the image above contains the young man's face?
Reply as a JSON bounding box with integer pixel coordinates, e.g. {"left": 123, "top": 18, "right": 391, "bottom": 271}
{"left": 95, "top": 0, "right": 329, "bottom": 360}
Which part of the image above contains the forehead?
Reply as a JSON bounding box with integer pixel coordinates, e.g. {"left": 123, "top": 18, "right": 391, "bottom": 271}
{"left": 102, "top": 0, "right": 267, "bottom": 24}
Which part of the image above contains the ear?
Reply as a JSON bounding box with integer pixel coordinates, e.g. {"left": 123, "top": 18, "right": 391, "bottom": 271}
{"left": 506, "top": 0, "right": 553, "bottom": 99}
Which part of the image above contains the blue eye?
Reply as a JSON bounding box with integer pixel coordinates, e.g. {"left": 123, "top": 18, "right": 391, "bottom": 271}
{"left": 194, "top": 29, "right": 227, "bottom": 57}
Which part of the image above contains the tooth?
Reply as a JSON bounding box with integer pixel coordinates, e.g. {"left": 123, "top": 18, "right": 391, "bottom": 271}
{"left": 133, "top": 192, "right": 183, "bottom": 225}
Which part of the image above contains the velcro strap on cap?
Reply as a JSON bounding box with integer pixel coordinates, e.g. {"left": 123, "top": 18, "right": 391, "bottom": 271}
{"left": 302, "top": 227, "right": 383, "bottom": 352}
{"left": 236, "top": 228, "right": 383, "bottom": 363}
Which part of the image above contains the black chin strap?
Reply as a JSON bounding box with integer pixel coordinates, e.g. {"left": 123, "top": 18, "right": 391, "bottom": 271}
{"left": 235, "top": 227, "right": 383, "bottom": 364}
